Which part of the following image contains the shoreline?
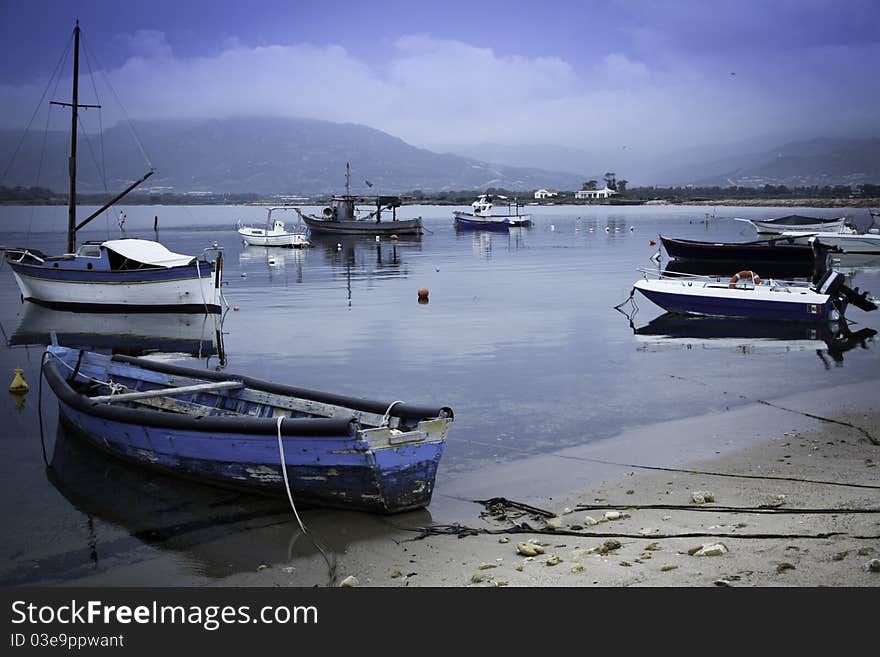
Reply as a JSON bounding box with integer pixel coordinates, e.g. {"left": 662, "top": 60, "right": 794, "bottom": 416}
{"left": 28, "top": 379, "right": 880, "bottom": 588}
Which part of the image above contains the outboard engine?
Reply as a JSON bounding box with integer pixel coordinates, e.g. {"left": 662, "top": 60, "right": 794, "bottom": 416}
{"left": 812, "top": 269, "right": 845, "bottom": 298}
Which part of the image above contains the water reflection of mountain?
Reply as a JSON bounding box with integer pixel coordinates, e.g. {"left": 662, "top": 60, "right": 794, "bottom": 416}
{"left": 7, "top": 302, "right": 225, "bottom": 362}
{"left": 9, "top": 422, "right": 431, "bottom": 585}
{"left": 634, "top": 313, "right": 876, "bottom": 366}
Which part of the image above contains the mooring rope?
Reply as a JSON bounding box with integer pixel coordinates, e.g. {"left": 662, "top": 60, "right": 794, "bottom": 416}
{"left": 275, "top": 416, "right": 337, "bottom": 584}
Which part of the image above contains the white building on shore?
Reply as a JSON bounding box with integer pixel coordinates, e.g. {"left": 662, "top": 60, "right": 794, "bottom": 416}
{"left": 534, "top": 189, "right": 558, "bottom": 200}
{"left": 575, "top": 186, "right": 618, "bottom": 200}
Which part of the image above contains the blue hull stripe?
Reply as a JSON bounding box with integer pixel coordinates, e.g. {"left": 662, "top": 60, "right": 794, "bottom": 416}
{"left": 9, "top": 260, "right": 211, "bottom": 284}
{"left": 638, "top": 288, "right": 836, "bottom": 320}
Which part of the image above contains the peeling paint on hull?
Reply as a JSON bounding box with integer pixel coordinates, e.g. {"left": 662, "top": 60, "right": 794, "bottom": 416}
{"left": 58, "top": 404, "right": 445, "bottom": 514}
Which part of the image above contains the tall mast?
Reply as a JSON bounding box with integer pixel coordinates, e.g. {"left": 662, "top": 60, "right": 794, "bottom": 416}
{"left": 345, "top": 162, "right": 350, "bottom": 196}
{"left": 67, "top": 22, "right": 80, "bottom": 253}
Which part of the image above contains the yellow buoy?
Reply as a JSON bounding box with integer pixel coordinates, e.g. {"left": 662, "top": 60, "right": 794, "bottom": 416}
{"left": 9, "top": 368, "right": 28, "bottom": 393}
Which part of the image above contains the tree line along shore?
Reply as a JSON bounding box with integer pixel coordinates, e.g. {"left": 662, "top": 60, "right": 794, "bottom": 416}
{"left": 1, "top": 184, "right": 878, "bottom": 208}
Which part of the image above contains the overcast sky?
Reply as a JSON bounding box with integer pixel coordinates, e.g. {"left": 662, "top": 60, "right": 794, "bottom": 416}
{"left": 0, "top": 0, "right": 877, "bottom": 161}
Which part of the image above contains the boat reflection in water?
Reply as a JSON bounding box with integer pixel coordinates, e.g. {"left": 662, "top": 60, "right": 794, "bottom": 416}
{"left": 238, "top": 244, "right": 307, "bottom": 284}
{"left": 633, "top": 313, "right": 876, "bottom": 367}
{"left": 33, "top": 421, "right": 431, "bottom": 585}
{"left": 460, "top": 226, "right": 530, "bottom": 259}
{"left": 8, "top": 302, "right": 226, "bottom": 364}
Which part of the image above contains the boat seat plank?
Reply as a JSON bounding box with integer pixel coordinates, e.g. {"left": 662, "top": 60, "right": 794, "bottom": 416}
{"left": 91, "top": 380, "right": 243, "bottom": 403}
{"left": 71, "top": 356, "right": 391, "bottom": 426}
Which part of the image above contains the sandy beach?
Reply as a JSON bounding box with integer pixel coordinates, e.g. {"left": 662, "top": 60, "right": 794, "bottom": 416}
{"left": 314, "top": 386, "right": 880, "bottom": 588}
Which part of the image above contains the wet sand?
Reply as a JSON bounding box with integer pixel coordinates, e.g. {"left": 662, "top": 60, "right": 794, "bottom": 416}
{"left": 325, "top": 406, "right": 880, "bottom": 587}
{"left": 317, "top": 385, "right": 880, "bottom": 588}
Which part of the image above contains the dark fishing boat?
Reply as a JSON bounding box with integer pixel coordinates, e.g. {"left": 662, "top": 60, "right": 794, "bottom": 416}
{"left": 660, "top": 234, "right": 817, "bottom": 265}
{"left": 297, "top": 164, "right": 422, "bottom": 236}
{"left": 43, "top": 346, "right": 453, "bottom": 513}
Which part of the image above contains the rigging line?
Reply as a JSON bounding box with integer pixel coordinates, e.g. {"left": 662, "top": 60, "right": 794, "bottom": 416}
{"left": 82, "top": 34, "right": 153, "bottom": 170}
{"left": 461, "top": 436, "right": 880, "bottom": 490}
{"left": 25, "top": 97, "right": 57, "bottom": 248}
{"left": 0, "top": 31, "right": 73, "bottom": 183}
{"left": 79, "top": 41, "right": 108, "bottom": 190}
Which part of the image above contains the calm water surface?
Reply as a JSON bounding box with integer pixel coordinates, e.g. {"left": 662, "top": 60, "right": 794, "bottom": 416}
{"left": 1, "top": 203, "right": 878, "bottom": 584}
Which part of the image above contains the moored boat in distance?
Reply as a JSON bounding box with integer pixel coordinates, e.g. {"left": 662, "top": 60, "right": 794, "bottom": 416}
{"left": 453, "top": 194, "right": 532, "bottom": 230}
{"left": 734, "top": 214, "right": 848, "bottom": 235}
{"left": 237, "top": 207, "right": 309, "bottom": 248}
{"left": 297, "top": 163, "right": 422, "bottom": 236}
{"left": 2, "top": 22, "right": 224, "bottom": 313}
{"left": 43, "top": 346, "right": 453, "bottom": 513}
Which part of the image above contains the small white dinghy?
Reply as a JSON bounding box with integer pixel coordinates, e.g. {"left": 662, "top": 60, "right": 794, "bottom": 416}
{"left": 238, "top": 207, "right": 309, "bottom": 248}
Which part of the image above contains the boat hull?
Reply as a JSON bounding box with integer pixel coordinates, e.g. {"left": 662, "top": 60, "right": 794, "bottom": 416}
{"left": 805, "top": 235, "right": 880, "bottom": 255}
{"left": 7, "top": 258, "right": 221, "bottom": 312}
{"left": 453, "top": 211, "right": 532, "bottom": 229}
{"left": 302, "top": 216, "right": 422, "bottom": 235}
{"left": 751, "top": 217, "right": 845, "bottom": 234}
{"left": 238, "top": 228, "right": 309, "bottom": 248}
{"left": 660, "top": 235, "right": 814, "bottom": 265}
{"left": 633, "top": 279, "right": 841, "bottom": 321}
{"left": 43, "top": 350, "right": 451, "bottom": 514}
{"left": 56, "top": 403, "right": 443, "bottom": 513}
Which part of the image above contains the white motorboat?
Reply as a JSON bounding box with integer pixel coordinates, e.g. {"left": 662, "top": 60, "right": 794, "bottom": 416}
{"left": 453, "top": 194, "right": 532, "bottom": 229}
{"left": 238, "top": 207, "right": 310, "bottom": 248}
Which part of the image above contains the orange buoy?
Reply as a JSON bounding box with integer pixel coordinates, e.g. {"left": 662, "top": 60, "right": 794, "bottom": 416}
{"left": 417, "top": 288, "right": 429, "bottom": 302}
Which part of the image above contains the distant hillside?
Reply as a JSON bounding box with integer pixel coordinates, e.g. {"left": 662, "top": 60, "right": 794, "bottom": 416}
{"left": 685, "top": 137, "right": 880, "bottom": 187}
{"left": 0, "top": 117, "right": 586, "bottom": 196}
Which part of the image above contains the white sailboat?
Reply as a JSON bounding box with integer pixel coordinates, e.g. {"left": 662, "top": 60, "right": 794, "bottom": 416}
{"left": 3, "top": 22, "right": 224, "bottom": 313}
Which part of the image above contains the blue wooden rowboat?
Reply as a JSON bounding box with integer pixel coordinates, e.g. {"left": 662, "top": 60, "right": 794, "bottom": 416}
{"left": 43, "top": 346, "right": 453, "bottom": 514}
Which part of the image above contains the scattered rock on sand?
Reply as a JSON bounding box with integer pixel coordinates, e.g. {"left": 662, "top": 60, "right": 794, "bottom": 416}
{"left": 517, "top": 542, "right": 545, "bottom": 556}
{"left": 571, "top": 564, "right": 585, "bottom": 573}
{"left": 692, "top": 491, "right": 715, "bottom": 504}
{"left": 583, "top": 516, "right": 599, "bottom": 526}
{"left": 689, "top": 543, "right": 729, "bottom": 557}
{"left": 339, "top": 575, "right": 359, "bottom": 587}
{"left": 545, "top": 517, "right": 563, "bottom": 529}
{"left": 471, "top": 573, "right": 490, "bottom": 584}
{"left": 498, "top": 537, "right": 510, "bottom": 544}
{"left": 596, "top": 540, "right": 622, "bottom": 555}
{"left": 867, "top": 559, "right": 880, "bottom": 573}
{"left": 478, "top": 563, "right": 497, "bottom": 570}
{"left": 546, "top": 555, "right": 563, "bottom": 566}
{"left": 660, "top": 565, "right": 679, "bottom": 572}
{"left": 603, "top": 511, "right": 622, "bottom": 521}
{"left": 776, "top": 563, "right": 796, "bottom": 574}
{"left": 390, "top": 569, "right": 403, "bottom": 578}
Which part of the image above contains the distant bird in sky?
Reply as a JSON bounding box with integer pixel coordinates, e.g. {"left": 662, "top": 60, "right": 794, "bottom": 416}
{"left": 365, "top": 180, "right": 373, "bottom": 187}
{"left": 730, "top": 72, "right": 736, "bottom": 76}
